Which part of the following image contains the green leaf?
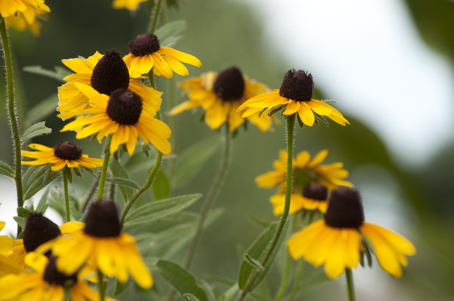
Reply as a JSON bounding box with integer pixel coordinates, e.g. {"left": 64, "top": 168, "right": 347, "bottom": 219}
{"left": 109, "top": 160, "right": 134, "bottom": 202}
{"left": 13, "top": 216, "right": 26, "bottom": 229}
{"left": 153, "top": 170, "right": 170, "bottom": 200}
{"left": 23, "top": 165, "right": 60, "bottom": 200}
{"left": 157, "top": 260, "right": 208, "bottom": 301}
{"left": 184, "top": 294, "right": 200, "bottom": 301}
{"left": 238, "top": 223, "right": 278, "bottom": 290}
{"left": 105, "top": 177, "right": 140, "bottom": 190}
{"left": 124, "top": 194, "right": 201, "bottom": 226}
{"left": 0, "top": 161, "right": 14, "bottom": 178}
{"left": 36, "top": 188, "right": 49, "bottom": 214}
{"left": 156, "top": 20, "right": 187, "bottom": 46}
{"left": 22, "top": 65, "right": 70, "bottom": 82}
{"left": 17, "top": 207, "right": 31, "bottom": 218}
{"left": 21, "top": 122, "right": 52, "bottom": 144}
{"left": 248, "top": 214, "right": 271, "bottom": 229}
{"left": 200, "top": 280, "right": 216, "bottom": 301}
{"left": 243, "top": 254, "right": 264, "bottom": 271}
{"left": 25, "top": 94, "right": 58, "bottom": 126}
{"left": 217, "top": 284, "right": 239, "bottom": 301}
{"left": 173, "top": 135, "right": 221, "bottom": 188}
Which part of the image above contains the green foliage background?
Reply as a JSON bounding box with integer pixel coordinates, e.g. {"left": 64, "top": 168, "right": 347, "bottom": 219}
{"left": 0, "top": 0, "right": 453, "bottom": 299}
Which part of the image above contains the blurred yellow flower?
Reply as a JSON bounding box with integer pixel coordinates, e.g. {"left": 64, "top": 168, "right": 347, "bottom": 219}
{"left": 0, "top": 0, "right": 50, "bottom": 36}
{"left": 112, "top": 0, "right": 147, "bottom": 10}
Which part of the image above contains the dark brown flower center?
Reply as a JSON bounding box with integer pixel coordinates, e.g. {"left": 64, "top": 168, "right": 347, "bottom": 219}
{"left": 324, "top": 188, "right": 365, "bottom": 229}
{"left": 279, "top": 69, "right": 314, "bottom": 102}
{"left": 43, "top": 257, "right": 78, "bottom": 287}
{"left": 53, "top": 142, "right": 82, "bottom": 161}
{"left": 23, "top": 212, "right": 62, "bottom": 253}
{"left": 106, "top": 89, "right": 143, "bottom": 125}
{"left": 84, "top": 201, "right": 121, "bottom": 238}
{"left": 91, "top": 49, "right": 130, "bottom": 96}
{"left": 213, "top": 67, "right": 245, "bottom": 102}
{"left": 302, "top": 183, "right": 328, "bottom": 201}
{"left": 129, "top": 34, "right": 161, "bottom": 56}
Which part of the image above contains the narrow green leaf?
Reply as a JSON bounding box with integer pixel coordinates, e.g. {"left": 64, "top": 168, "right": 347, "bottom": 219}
{"left": 217, "top": 284, "right": 239, "bottom": 301}
{"left": 156, "top": 20, "right": 186, "bottom": 46}
{"left": 157, "top": 260, "right": 208, "bottom": 301}
{"left": 21, "top": 122, "right": 52, "bottom": 144}
{"left": 153, "top": 170, "right": 170, "bottom": 200}
{"left": 238, "top": 223, "right": 277, "bottom": 289}
{"left": 109, "top": 160, "right": 133, "bottom": 202}
{"left": 13, "top": 216, "right": 26, "bottom": 229}
{"left": 0, "top": 161, "right": 14, "bottom": 178}
{"left": 25, "top": 94, "right": 58, "bottom": 126}
{"left": 200, "top": 280, "right": 216, "bottom": 301}
{"left": 23, "top": 165, "right": 60, "bottom": 200}
{"left": 105, "top": 177, "right": 140, "bottom": 190}
{"left": 184, "top": 294, "right": 200, "bottom": 301}
{"left": 248, "top": 214, "right": 271, "bottom": 229}
{"left": 243, "top": 254, "right": 265, "bottom": 271}
{"left": 36, "top": 188, "right": 49, "bottom": 213}
{"left": 124, "top": 194, "right": 201, "bottom": 226}
{"left": 17, "top": 207, "right": 31, "bottom": 218}
{"left": 173, "top": 135, "right": 221, "bottom": 188}
{"left": 22, "top": 65, "right": 70, "bottom": 82}
{"left": 64, "top": 167, "right": 73, "bottom": 184}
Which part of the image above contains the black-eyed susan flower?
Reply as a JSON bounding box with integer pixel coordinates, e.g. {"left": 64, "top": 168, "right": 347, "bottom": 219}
{"left": 124, "top": 33, "right": 201, "bottom": 78}
{"left": 61, "top": 83, "right": 171, "bottom": 155}
{"left": 38, "top": 201, "right": 153, "bottom": 289}
{"left": 0, "top": 253, "right": 112, "bottom": 301}
{"left": 58, "top": 49, "right": 160, "bottom": 120}
{"left": 0, "top": 221, "right": 22, "bottom": 277}
{"left": 0, "top": 0, "right": 50, "bottom": 36}
{"left": 168, "top": 67, "right": 273, "bottom": 132}
{"left": 238, "top": 69, "right": 349, "bottom": 127}
{"left": 270, "top": 183, "right": 329, "bottom": 216}
{"left": 256, "top": 149, "right": 352, "bottom": 191}
{"left": 21, "top": 142, "right": 103, "bottom": 172}
{"left": 10, "top": 213, "right": 85, "bottom": 268}
{"left": 112, "top": 0, "right": 146, "bottom": 10}
{"left": 287, "top": 188, "right": 416, "bottom": 279}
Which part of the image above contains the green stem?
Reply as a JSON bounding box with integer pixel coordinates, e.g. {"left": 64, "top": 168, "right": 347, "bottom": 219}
{"left": 96, "top": 137, "right": 111, "bottom": 202}
{"left": 288, "top": 260, "right": 304, "bottom": 300}
{"left": 345, "top": 268, "right": 356, "bottom": 301}
{"left": 98, "top": 270, "right": 105, "bottom": 301}
{"left": 274, "top": 216, "right": 297, "bottom": 301}
{"left": 120, "top": 71, "right": 162, "bottom": 228}
{"left": 237, "top": 114, "right": 296, "bottom": 301}
{"left": 149, "top": 0, "right": 162, "bottom": 35}
{"left": 63, "top": 169, "right": 70, "bottom": 222}
{"left": 82, "top": 174, "right": 99, "bottom": 213}
{"left": 0, "top": 18, "right": 24, "bottom": 234}
{"left": 184, "top": 125, "right": 232, "bottom": 269}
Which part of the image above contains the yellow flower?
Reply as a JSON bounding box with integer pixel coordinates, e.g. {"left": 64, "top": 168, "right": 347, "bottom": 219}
{"left": 124, "top": 33, "right": 201, "bottom": 78}
{"left": 21, "top": 142, "right": 103, "bottom": 172}
{"left": 61, "top": 83, "right": 171, "bottom": 155}
{"left": 58, "top": 50, "right": 159, "bottom": 120}
{"left": 238, "top": 69, "right": 349, "bottom": 127}
{"left": 0, "top": 0, "right": 50, "bottom": 36}
{"left": 0, "top": 222, "right": 23, "bottom": 277}
{"left": 37, "top": 201, "right": 153, "bottom": 289}
{"left": 270, "top": 183, "right": 329, "bottom": 216}
{"left": 287, "top": 188, "right": 416, "bottom": 279}
{"left": 168, "top": 67, "right": 273, "bottom": 132}
{"left": 0, "top": 253, "right": 113, "bottom": 301}
{"left": 256, "top": 149, "right": 352, "bottom": 191}
{"left": 112, "top": 0, "right": 146, "bottom": 10}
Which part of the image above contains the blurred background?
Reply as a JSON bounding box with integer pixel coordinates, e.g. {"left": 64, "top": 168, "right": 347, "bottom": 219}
{"left": 0, "top": 0, "right": 453, "bottom": 300}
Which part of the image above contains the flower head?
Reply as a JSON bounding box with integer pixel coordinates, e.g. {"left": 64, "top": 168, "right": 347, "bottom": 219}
{"left": 0, "top": 222, "right": 23, "bottom": 277}
{"left": 238, "top": 69, "right": 349, "bottom": 127}
{"left": 0, "top": 253, "right": 113, "bottom": 301}
{"left": 112, "top": 0, "right": 146, "bottom": 10}
{"left": 168, "top": 67, "right": 273, "bottom": 132}
{"left": 58, "top": 49, "right": 159, "bottom": 120}
{"left": 37, "top": 201, "right": 153, "bottom": 289}
{"left": 124, "top": 33, "right": 201, "bottom": 78}
{"left": 61, "top": 83, "right": 171, "bottom": 155}
{"left": 21, "top": 142, "right": 103, "bottom": 171}
{"left": 287, "top": 188, "right": 416, "bottom": 279}
{"left": 0, "top": 0, "right": 50, "bottom": 36}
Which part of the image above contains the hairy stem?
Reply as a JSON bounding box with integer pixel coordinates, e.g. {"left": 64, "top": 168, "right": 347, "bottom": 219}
{"left": 237, "top": 114, "right": 296, "bottom": 301}
{"left": 96, "top": 137, "right": 111, "bottom": 202}
{"left": 63, "top": 169, "right": 70, "bottom": 222}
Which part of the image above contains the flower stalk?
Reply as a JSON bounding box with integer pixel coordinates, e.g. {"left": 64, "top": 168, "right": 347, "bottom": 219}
{"left": 63, "top": 168, "right": 71, "bottom": 222}
{"left": 0, "top": 18, "right": 24, "bottom": 232}
{"left": 237, "top": 113, "right": 296, "bottom": 301}
{"left": 97, "top": 136, "right": 112, "bottom": 202}
{"left": 345, "top": 268, "right": 356, "bottom": 301}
